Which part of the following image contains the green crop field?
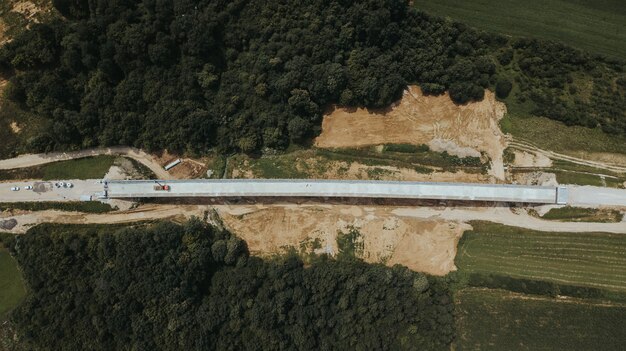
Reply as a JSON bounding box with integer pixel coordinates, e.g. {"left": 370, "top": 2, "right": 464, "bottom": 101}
{"left": 456, "top": 222, "right": 626, "bottom": 291}
{"left": 0, "top": 249, "right": 26, "bottom": 318}
{"left": 413, "top": 0, "right": 626, "bottom": 59}
{"left": 455, "top": 288, "right": 626, "bottom": 351}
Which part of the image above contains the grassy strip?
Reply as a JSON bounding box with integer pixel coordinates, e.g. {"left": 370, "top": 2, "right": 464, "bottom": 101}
{"left": 382, "top": 143, "right": 430, "bottom": 153}
{"left": 455, "top": 288, "right": 626, "bottom": 351}
{"left": 0, "top": 248, "right": 26, "bottom": 319}
{"left": 0, "top": 202, "right": 114, "bottom": 213}
{"left": 414, "top": 0, "right": 626, "bottom": 59}
{"left": 0, "top": 155, "right": 117, "bottom": 181}
{"left": 542, "top": 206, "right": 623, "bottom": 222}
{"left": 456, "top": 221, "right": 626, "bottom": 292}
{"left": 41, "top": 156, "right": 117, "bottom": 180}
{"left": 228, "top": 146, "right": 486, "bottom": 179}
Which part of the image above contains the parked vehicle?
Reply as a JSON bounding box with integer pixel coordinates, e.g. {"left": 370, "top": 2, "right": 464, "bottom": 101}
{"left": 10, "top": 186, "right": 19, "bottom": 191}
{"left": 67, "top": 182, "right": 73, "bottom": 188}
{"left": 25, "top": 185, "right": 33, "bottom": 190}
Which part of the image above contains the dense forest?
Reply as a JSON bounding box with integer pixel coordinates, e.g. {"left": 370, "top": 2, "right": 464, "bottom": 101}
{"left": 0, "top": 0, "right": 624, "bottom": 154}
{"left": 2, "top": 220, "right": 455, "bottom": 350}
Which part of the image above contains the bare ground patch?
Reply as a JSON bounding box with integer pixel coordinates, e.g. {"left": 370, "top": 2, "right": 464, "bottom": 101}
{"left": 216, "top": 204, "right": 468, "bottom": 275}
{"left": 315, "top": 86, "right": 507, "bottom": 179}
{"left": 155, "top": 151, "right": 208, "bottom": 179}
{"left": 9, "top": 122, "right": 20, "bottom": 134}
{"left": 512, "top": 150, "right": 552, "bottom": 168}
{"left": 11, "top": 1, "right": 41, "bottom": 21}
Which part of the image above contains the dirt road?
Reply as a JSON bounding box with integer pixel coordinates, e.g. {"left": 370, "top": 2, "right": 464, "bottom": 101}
{"left": 508, "top": 139, "right": 626, "bottom": 173}
{"left": 0, "top": 147, "right": 171, "bottom": 179}
{"left": 392, "top": 206, "right": 626, "bottom": 233}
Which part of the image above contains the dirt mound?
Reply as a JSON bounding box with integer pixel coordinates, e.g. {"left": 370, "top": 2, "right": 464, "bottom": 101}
{"left": 315, "top": 86, "right": 507, "bottom": 179}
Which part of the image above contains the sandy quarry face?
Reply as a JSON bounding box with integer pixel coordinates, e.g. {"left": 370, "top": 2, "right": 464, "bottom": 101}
{"left": 215, "top": 204, "right": 469, "bottom": 275}
{"left": 315, "top": 86, "right": 508, "bottom": 179}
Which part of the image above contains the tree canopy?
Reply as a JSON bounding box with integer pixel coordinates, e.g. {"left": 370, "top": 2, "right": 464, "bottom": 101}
{"left": 0, "top": 0, "right": 624, "bottom": 154}
{"left": 4, "top": 220, "right": 455, "bottom": 350}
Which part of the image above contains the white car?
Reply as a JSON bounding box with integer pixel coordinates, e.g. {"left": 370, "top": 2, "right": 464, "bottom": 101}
{"left": 25, "top": 185, "right": 33, "bottom": 190}
{"left": 67, "top": 182, "right": 73, "bottom": 188}
{"left": 60, "top": 182, "right": 66, "bottom": 188}
{"left": 10, "top": 186, "right": 19, "bottom": 191}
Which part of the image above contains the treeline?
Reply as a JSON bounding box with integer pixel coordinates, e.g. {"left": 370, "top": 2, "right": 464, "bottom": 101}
{"left": 3, "top": 220, "right": 455, "bottom": 350}
{"left": 0, "top": 0, "right": 624, "bottom": 154}
{"left": 465, "top": 273, "right": 626, "bottom": 303}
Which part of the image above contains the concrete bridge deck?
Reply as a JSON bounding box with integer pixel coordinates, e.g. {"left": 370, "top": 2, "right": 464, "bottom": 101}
{"left": 105, "top": 179, "right": 566, "bottom": 204}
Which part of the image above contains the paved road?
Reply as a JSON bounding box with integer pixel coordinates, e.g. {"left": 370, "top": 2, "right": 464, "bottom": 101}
{"left": 106, "top": 179, "right": 562, "bottom": 204}
{"left": 568, "top": 186, "right": 626, "bottom": 207}
{"left": 0, "top": 180, "right": 103, "bottom": 202}
{"left": 1, "top": 178, "right": 625, "bottom": 208}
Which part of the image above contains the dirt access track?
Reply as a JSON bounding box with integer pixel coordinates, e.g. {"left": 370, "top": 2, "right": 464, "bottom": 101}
{"left": 315, "top": 86, "right": 508, "bottom": 179}
{"left": 0, "top": 146, "right": 172, "bottom": 179}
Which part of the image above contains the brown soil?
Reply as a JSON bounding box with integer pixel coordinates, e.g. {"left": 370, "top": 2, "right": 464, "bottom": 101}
{"left": 511, "top": 171, "right": 558, "bottom": 186}
{"left": 513, "top": 150, "right": 552, "bottom": 168}
{"left": 315, "top": 86, "right": 507, "bottom": 179}
{"left": 216, "top": 204, "right": 468, "bottom": 275}
{"left": 155, "top": 151, "right": 208, "bottom": 179}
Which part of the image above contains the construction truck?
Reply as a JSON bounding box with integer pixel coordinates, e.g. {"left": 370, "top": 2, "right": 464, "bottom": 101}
{"left": 153, "top": 183, "right": 170, "bottom": 191}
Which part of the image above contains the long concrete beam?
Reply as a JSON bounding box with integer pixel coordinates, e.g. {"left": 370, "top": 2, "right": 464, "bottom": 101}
{"left": 105, "top": 179, "right": 566, "bottom": 204}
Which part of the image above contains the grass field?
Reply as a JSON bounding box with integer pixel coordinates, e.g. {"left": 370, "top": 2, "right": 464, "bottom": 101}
{"left": 413, "top": 0, "right": 626, "bottom": 59}
{"left": 41, "top": 156, "right": 117, "bottom": 180}
{"left": 456, "top": 222, "right": 626, "bottom": 292}
{"left": 541, "top": 206, "right": 624, "bottom": 223}
{"left": 0, "top": 249, "right": 25, "bottom": 318}
{"left": 501, "top": 115, "right": 626, "bottom": 157}
{"left": 0, "top": 156, "right": 118, "bottom": 181}
{"left": 455, "top": 288, "right": 626, "bottom": 351}
{"left": 227, "top": 146, "right": 485, "bottom": 179}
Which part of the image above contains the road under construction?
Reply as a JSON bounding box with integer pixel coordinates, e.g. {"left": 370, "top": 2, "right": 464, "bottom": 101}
{"left": 103, "top": 179, "right": 569, "bottom": 204}
{"left": 4, "top": 178, "right": 626, "bottom": 207}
